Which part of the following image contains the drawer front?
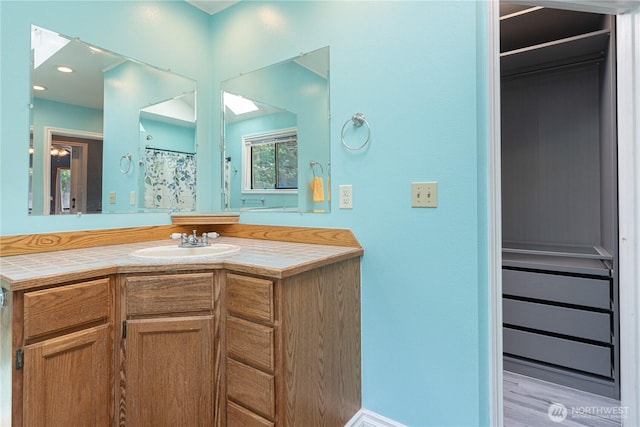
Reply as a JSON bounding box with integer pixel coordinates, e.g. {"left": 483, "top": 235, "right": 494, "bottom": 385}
{"left": 503, "top": 327, "right": 612, "bottom": 378}
{"left": 125, "top": 272, "right": 214, "bottom": 316}
{"left": 24, "top": 278, "right": 110, "bottom": 340}
{"left": 503, "top": 269, "right": 610, "bottom": 309}
{"left": 227, "top": 316, "right": 275, "bottom": 372}
{"left": 503, "top": 298, "right": 611, "bottom": 343}
{"left": 227, "top": 400, "right": 274, "bottom": 427}
{"left": 226, "top": 274, "right": 274, "bottom": 323}
{"left": 227, "top": 358, "right": 275, "bottom": 420}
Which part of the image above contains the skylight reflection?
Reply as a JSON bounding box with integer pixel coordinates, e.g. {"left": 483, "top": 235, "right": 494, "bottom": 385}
{"left": 31, "top": 25, "right": 70, "bottom": 69}
{"left": 223, "top": 92, "right": 258, "bottom": 115}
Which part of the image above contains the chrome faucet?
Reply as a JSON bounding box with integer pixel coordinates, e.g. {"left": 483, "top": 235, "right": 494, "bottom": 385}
{"left": 179, "top": 230, "right": 209, "bottom": 248}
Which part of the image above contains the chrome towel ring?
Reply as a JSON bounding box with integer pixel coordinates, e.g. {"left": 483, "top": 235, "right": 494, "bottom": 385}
{"left": 341, "top": 112, "right": 370, "bottom": 151}
{"left": 310, "top": 161, "right": 324, "bottom": 176}
{"left": 120, "top": 153, "right": 132, "bottom": 174}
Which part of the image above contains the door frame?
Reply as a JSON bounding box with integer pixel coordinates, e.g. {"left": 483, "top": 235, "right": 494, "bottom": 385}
{"left": 42, "top": 126, "right": 102, "bottom": 215}
{"left": 486, "top": 2, "right": 640, "bottom": 426}
{"left": 66, "top": 142, "right": 88, "bottom": 214}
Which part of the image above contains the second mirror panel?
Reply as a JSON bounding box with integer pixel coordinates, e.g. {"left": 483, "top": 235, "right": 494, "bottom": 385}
{"left": 222, "top": 46, "right": 330, "bottom": 213}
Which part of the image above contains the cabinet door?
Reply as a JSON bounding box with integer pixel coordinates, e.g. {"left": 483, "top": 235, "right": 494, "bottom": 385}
{"left": 23, "top": 324, "right": 111, "bottom": 427}
{"left": 126, "top": 316, "right": 214, "bottom": 427}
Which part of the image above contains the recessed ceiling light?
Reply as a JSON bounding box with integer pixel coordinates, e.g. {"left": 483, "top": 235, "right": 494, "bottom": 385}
{"left": 57, "top": 66, "right": 73, "bottom": 73}
{"left": 33, "top": 85, "right": 47, "bottom": 91}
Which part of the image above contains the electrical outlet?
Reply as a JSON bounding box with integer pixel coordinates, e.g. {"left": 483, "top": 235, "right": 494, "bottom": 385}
{"left": 411, "top": 182, "right": 437, "bottom": 208}
{"left": 339, "top": 184, "right": 353, "bottom": 209}
{"left": 109, "top": 192, "right": 116, "bottom": 204}
{"left": 130, "top": 191, "right": 136, "bottom": 205}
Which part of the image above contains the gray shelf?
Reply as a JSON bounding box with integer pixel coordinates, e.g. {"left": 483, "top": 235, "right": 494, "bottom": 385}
{"left": 503, "top": 241, "right": 612, "bottom": 259}
{"left": 501, "top": 29, "right": 610, "bottom": 76}
{"left": 500, "top": 6, "right": 605, "bottom": 52}
{"left": 502, "top": 252, "right": 611, "bottom": 277}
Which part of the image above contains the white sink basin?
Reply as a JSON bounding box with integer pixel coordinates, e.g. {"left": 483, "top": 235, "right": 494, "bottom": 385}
{"left": 130, "top": 244, "right": 241, "bottom": 261}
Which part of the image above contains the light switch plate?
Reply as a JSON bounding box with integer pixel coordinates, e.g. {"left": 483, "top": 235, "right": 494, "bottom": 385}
{"left": 109, "top": 192, "right": 116, "bottom": 204}
{"left": 411, "top": 182, "right": 437, "bottom": 208}
{"left": 130, "top": 191, "right": 136, "bottom": 205}
{"left": 339, "top": 184, "right": 353, "bottom": 209}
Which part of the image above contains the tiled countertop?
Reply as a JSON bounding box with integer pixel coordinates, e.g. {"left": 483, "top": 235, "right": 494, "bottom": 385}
{"left": 0, "top": 237, "right": 363, "bottom": 290}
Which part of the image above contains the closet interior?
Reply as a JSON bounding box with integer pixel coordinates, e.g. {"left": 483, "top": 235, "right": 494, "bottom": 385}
{"left": 500, "top": 4, "right": 619, "bottom": 398}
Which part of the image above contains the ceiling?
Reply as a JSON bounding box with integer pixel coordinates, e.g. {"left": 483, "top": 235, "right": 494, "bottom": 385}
{"left": 31, "top": 26, "right": 124, "bottom": 110}
{"left": 31, "top": 25, "right": 195, "bottom": 123}
{"left": 185, "top": 0, "right": 239, "bottom": 15}
{"left": 31, "top": 1, "right": 239, "bottom": 107}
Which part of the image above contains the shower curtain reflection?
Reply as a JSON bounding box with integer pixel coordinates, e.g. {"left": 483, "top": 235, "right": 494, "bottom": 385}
{"left": 143, "top": 148, "right": 196, "bottom": 211}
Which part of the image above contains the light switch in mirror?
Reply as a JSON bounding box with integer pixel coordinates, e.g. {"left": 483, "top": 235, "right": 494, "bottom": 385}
{"left": 222, "top": 46, "right": 330, "bottom": 213}
{"left": 29, "top": 25, "right": 197, "bottom": 215}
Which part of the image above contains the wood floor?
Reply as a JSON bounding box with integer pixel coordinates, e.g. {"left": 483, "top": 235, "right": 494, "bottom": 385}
{"left": 504, "top": 371, "right": 623, "bottom": 427}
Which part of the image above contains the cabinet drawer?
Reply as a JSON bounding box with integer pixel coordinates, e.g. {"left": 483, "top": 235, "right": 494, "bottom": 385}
{"left": 125, "top": 273, "right": 214, "bottom": 316}
{"left": 503, "top": 327, "right": 612, "bottom": 378}
{"left": 227, "top": 316, "right": 275, "bottom": 372}
{"left": 227, "top": 400, "right": 274, "bottom": 427}
{"left": 227, "top": 358, "right": 275, "bottom": 420}
{"left": 226, "top": 274, "right": 274, "bottom": 323}
{"left": 503, "top": 298, "right": 611, "bottom": 343}
{"left": 24, "top": 278, "right": 110, "bottom": 340}
{"left": 503, "top": 269, "right": 610, "bottom": 309}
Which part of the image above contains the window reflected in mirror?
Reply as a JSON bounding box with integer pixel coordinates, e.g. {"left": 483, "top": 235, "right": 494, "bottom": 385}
{"left": 244, "top": 128, "right": 298, "bottom": 192}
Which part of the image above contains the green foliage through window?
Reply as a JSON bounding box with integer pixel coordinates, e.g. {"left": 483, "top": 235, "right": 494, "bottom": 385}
{"left": 245, "top": 129, "right": 298, "bottom": 191}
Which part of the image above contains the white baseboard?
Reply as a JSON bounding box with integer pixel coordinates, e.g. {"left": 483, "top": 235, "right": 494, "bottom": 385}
{"left": 345, "top": 409, "right": 407, "bottom": 427}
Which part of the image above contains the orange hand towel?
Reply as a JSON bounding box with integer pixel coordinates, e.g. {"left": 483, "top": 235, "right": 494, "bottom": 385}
{"left": 311, "top": 176, "right": 324, "bottom": 202}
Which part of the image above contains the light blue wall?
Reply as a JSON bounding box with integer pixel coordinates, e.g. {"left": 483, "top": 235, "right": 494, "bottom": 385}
{"left": 210, "top": 2, "right": 489, "bottom": 426}
{"left": 0, "top": 1, "right": 491, "bottom": 426}
{"left": 0, "top": 0, "right": 211, "bottom": 233}
{"left": 139, "top": 118, "right": 195, "bottom": 155}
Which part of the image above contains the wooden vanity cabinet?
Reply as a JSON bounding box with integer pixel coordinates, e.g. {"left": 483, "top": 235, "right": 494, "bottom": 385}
{"left": 224, "top": 257, "right": 362, "bottom": 427}
{"left": 19, "top": 277, "right": 114, "bottom": 427}
{"left": 3, "top": 240, "right": 361, "bottom": 426}
{"left": 118, "top": 272, "right": 218, "bottom": 427}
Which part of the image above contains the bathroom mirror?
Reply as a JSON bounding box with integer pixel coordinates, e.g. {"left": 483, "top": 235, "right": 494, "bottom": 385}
{"left": 139, "top": 92, "right": 197, "bottom": 211}
{"left": 222, "top": 46, "right": 330, "bottom": 213}
{"left": 29, "top": 25, "right": 197, "bottom": 215}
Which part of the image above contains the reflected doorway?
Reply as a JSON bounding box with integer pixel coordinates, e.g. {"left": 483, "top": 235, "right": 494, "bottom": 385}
{"left": 45, "top": 130, "right": 103, "bottom": 215}
{"left": 51, "top": 164, "right": 70, "bottom": 214}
